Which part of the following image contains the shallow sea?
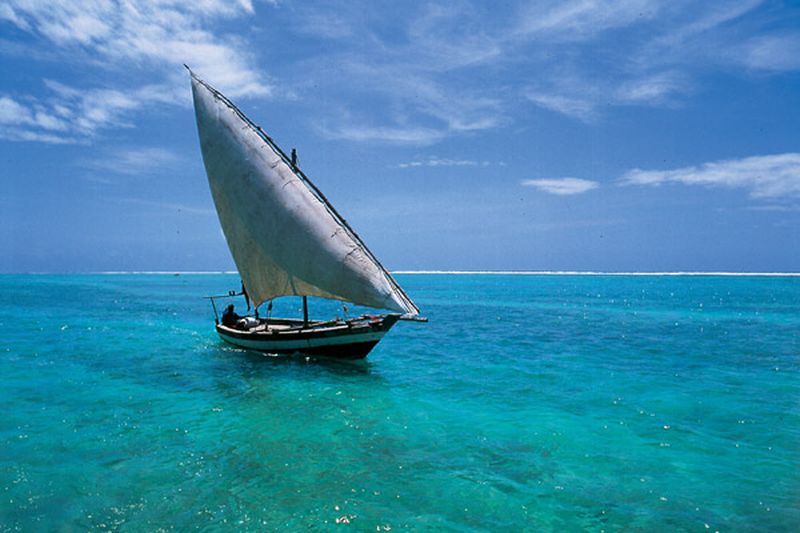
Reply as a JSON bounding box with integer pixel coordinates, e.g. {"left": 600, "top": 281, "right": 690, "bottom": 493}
{"left": 0, "top": 274, "right": 798, "bottom": 531}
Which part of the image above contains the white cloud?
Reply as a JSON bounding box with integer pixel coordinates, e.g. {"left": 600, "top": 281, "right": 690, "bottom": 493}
{"left": 320, "top": 123, "right": 447, "bottom": 146}
{"left": 0, "top": 4, "right": 30, "bottom": 30}
{"left": 86, "top": 147, "right": 181, "bottom": 176}
{"left": 615, "top": 72, "right": 686, "bottom": 104}
{"left": 3, "top": 1, "right": 268, "bottom": 97}
{"left": 745, "top": 204, "right": 800, "bottom": 213}
{"left": 295, "top": 3, "right": 508, "bottom": 145}
{"left": 522, "top": 177, "right": 600, "bottom": 195}
{"left": 45, "top": 80, "right": 141, "bottom": 130}
{"left": 395, "top": 157, "right": 504, "bottom": 169}
{"left": 0, "top": 96, "right": 33, "bottom": 126}
{"left": 519, "top": 0, "right": 798, "bottom": 121}
{"left": 647, "top": 0, "right": 763, "bottom": 51}
{"left": 0, "top": 0, "right": 272, "bottom": 143}
{"left": 226, "top": 0, "right": 800, "bottom": 144}
{"left": 0, "top": 95, "right": 72, "bottom": 131}
{"left": 405, "top": 4, "right": 503, "bottom": 70}
{"left": 514, "top": 0, "right": 661, "bottom": 41}
{"left": 0, "top": 95, "right": 75, "bottom": 143}
{"left": 0, "top": 81, "right": 181, "bottom": 143}
{"left": 740, "top": 34, "right": 800, "bottom": 71}
{"left": 4, "top": 0, "right": 799, "bottom": 146}
{"left": 0, "top": 129, "right": 77, "bottom": 144}
{"left": 406, "top": 77, "right": 504, "bottom": 132}
{"left": 525, "top": 91, "right": 599, "bottom": 121}
{"left": 525, "top": 68, "right": 688, "bottom": 122}
{"left": 314, "top": 59, "right": 505, "bottom": 144}
{"left": 621, "top": 153, "right": 800, "bottom": 199}
{"left": 308, "top": 1, "right": 787, "bottom": 134}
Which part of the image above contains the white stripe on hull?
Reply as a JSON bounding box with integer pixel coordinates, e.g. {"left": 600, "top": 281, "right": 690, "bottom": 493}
{"left": 217, "top": 329, "right": 386, "bottom": 352}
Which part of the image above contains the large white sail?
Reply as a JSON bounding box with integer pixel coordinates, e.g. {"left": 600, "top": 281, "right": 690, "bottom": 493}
{"left": 190, "top": 73, "right": 419, "bottom": 315}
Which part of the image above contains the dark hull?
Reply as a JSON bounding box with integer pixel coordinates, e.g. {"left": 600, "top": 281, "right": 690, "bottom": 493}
{"left": 216, "top": 314, "right": 400, "bottom": 360}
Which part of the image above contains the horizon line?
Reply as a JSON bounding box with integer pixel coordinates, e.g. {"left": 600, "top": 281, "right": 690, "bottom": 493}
{"left": 4, "top": 270, "right": 800, "bottom": 277}
{"left": 392, "top": 270, "right": 800, "bottom": 276}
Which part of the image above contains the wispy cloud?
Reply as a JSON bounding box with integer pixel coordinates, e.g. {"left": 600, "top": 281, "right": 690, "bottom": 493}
{"left": 738, "top": 34, "right": 800, "bottom": 71}
{"left": 0, "top": 95, "right": 74, "bottom": 143}
{"left": 745, "top": 204, "right": 800, "bottom": 213}
{"left": 644, "top": 0, "right": 763, "bottom": 52}
{"left": 621, "top": 153, "right": 800, "bottom": 199}
{"left": 395, "top": 157, "right": 506, "bottom": 169}
{"left": 524, "top": 92, "right": 592, "bottom": 121}
{"left": 85, "top": 147, "right": 181, "bottom": 176}
{"left": 309, "top": 55, "right": 505, "bottom": 144}
{"left": 295, "top": 2, "right": 511, "bottom": 145}
{"left": 0, "top": 4, "right": 30, "bottom": 30}
{"left": 403, "top": 77, "right": 504, "bottom": 133}
{"left": 0, "top": 0, "right": 272, "bottom": 143}
{"left": 4, "top": 0, "right": 800, "bottom": 145}
{"left": 513, "top": 0, "right": 661, "bottom": 41}
{"left": 517, "top": 0, "right": 795, "bottom": 121}
{"left": 295, "top": 0, "right": 797, "bottom": 136}
{"left": 320, "top": 123, "right": 447, "bottom": 146}
{"left": 522, "top": 178, "right": 600, "bottom": 195}
{"left": 2, "top": 1, "right": 268, "bottom": 97}
{"left": 0, "top": 81, "right": 179, "bottom": 143}
{"left": 526, "top": 70, "right": 687, "bottom": 121}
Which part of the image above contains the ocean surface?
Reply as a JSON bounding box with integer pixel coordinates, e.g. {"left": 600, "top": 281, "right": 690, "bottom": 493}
{"left": 1, "top": 273, "right": 798, "bottom": 531}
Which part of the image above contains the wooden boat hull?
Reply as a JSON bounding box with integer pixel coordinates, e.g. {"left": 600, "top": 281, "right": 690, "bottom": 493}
{"left": 215, "top": 314, "right": 400, "bottom": 360}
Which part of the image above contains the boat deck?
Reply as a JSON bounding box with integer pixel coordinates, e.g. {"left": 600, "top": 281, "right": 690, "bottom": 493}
{"left": 217, "top": 315, "right": 395, "bottom": 336}
{"left": 214, "top": 314, "right": 401, "bottom": 359}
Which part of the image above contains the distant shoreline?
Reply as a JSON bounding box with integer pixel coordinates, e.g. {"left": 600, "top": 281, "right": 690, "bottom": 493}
{"left": 7, "top": 271, "right": 800, "bottom": 276}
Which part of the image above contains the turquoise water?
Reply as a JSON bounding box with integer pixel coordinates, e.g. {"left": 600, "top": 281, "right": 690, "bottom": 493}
{"left": 1, "top": 274, "right": 798, "bottom": 531}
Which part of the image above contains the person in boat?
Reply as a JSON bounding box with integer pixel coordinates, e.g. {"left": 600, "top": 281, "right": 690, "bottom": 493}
{"left": 221, "top": 304, "right": 241, "bottom": 327}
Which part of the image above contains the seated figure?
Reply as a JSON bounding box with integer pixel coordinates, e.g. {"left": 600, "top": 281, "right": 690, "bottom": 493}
{"left": 221, "top": 304, "right": 240, "bottom": 327}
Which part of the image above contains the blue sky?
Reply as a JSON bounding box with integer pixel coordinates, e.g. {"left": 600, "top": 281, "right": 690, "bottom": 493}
{"left": 1, "top": 0, "right": 799, "bottom": 272}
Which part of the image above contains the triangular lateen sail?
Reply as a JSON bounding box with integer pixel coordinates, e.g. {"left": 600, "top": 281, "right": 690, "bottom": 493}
{"left": 190, "top": 72, "right": 419, "bottom": 315}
